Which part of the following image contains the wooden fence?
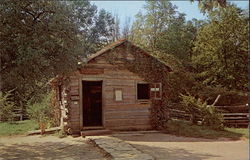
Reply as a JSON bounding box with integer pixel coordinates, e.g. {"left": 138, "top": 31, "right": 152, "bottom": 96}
{"left": 215, "top": 105, "right": 249, "bottom": 127}
{"left": 169, "top": 105, "right": 249, "bottom": 128}
{"left": 0, "top": 109, "right": 28, "bottom": 122}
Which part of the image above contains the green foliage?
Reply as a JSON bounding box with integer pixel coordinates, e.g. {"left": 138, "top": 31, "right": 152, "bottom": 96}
{"left": 0, "top": 120, "right": 38, "bottom": 136}
{"left": 130, "top": 0, "right": 205, "bottom": 66}
{"left": 192, "top": 4, "right": 248, "bottom": 91}
{"left": 0, "top": 0, "right": 115, "bottom": 109}
{"left": 150, "top": 101, "right": 170, "bottom": 129}
{"left": 180, "top": 94, "right": 224, "bottom": 129}
{"left": 27, "top": 93, "right": 53, "bottom": 126}
{"left": 196, "top": 86, "right": 247, "bottom": 106}
{"left": 165, "top": 119, "right": 247, "bottom": 139}
{"left": 53, "top": 130, "right": 68, "bottom": 138}
{"left": 191, "top": 0, "right": 227, "bottom": 13}
{"left": 201, "top": 105, "right": 224, "bottom": 130}
{"left": 0, "top": 91, "right": 16, "bottom": 121}
{"left": 167, "top": 71, "right": 197, "bottom": 103}
{"left": 130, "top": 0, "right": 180, "bottom": 49}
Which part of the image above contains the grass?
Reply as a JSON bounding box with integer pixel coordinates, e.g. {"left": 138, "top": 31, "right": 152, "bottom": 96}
{"left": 0, "top": 120, "right": 38, "bottom": 136}
{"left": 164, "top": 119, "right": 249, "bottom": 140}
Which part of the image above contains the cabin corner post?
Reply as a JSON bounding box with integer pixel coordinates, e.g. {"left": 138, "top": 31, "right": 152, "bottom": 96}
{"left": 68, "top": 76, "right": 81, "bottom": 134}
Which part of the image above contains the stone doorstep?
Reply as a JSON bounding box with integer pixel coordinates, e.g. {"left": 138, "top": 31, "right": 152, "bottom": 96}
{"left": 87, "top": 136, "right": 155, "bottom": 160}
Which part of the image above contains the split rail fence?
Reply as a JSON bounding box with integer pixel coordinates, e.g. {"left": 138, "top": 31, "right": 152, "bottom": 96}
{"left": 169, "top": 105, "right": 249, "bottom": 128}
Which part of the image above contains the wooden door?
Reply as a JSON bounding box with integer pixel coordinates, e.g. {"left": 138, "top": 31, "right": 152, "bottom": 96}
{"left": 82, "top": 81, "right": 102, "bottom": 126}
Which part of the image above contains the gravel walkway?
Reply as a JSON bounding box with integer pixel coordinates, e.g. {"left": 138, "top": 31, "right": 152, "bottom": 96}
{"left": 0, "top": 135, "right": 107, "bottom": 160}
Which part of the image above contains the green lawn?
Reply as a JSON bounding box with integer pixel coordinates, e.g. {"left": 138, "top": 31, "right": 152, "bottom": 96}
{"left": 0, "top": 120, "right": 38, "bottom": 136}
{"left": 164, "top": 119, "right": 249, "bottom": 140}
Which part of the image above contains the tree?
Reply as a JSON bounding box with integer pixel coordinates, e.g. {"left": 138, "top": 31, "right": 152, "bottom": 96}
{"left": 191, "top": 0, "right": 227, "bottom": 13}
{"left": 0, "top": 0, "right": 115, "bottom": 107}
{"left": 131, "top": 0, "right": 178, "bottom": 51}
{"left": 130, "top": 0, "right": 205, "bottom": 66}
{"left": 69, "top": 1, "right": 115, "bottom": 56}
{"left": 192, "top": 5, "right": 248, "bottom": 91}
{"left": 112, "top": 13, "right": 121, "bottom": 41}
{"left": 0, "top": 91, "right": 16, "bottom": 121}
{"left": 155, "top": 17, "right": 205, "bottom": 65}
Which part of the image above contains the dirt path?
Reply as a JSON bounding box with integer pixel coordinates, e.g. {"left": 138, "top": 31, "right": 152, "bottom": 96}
{"left": 114, "top": 132, "right": 249, "bottom": 160}
{"left": 0, "top": 135, "right": 107, "bottom": 160}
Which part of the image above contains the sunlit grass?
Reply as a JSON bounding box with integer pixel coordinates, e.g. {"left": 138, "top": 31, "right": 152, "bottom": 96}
{"left": 0, "top": 120, "right": 38, "bottom": 136}
{"left": 164, "top": 119, "right": 249, "bottom": 139}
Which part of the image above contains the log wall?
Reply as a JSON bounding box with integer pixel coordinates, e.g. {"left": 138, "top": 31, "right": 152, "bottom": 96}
{"left": 66, "top": 53, "right": 152, "bottom": 133}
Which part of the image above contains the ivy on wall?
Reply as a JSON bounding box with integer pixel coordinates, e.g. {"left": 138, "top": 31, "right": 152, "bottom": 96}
{"left": 103, "top": 42, "right": 173, "bottom": 129}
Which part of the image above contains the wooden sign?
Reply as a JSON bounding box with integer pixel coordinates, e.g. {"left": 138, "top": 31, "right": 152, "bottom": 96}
{"left": 79, "top": 68, "right": 104, "bottom": 75}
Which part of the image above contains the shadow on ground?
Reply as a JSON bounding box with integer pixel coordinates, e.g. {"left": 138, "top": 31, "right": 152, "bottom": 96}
{"left": 132, "top": 143, "right": 220, "bottom": 160}
{"left": 0, "top": 140, "right": 106, "bottom": 160}
{"left": 113, "top": 132, "right": 243, "bottom": 142}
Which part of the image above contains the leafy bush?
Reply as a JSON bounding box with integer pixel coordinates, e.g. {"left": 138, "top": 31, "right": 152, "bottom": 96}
{"left": 167, "top": 70, "right": 247, "bottom": 106}
{"left": 0, "top": 91, "right": 16, "bottom": 122}
{"left": 150, "top": 101, "right": 170, "bottom": 129}
{"left": 27, "top": 93, "right": 53, "bottom": 128}
{"left": 201, "top": 106, "right": 224, "bottom": 130}
{"left": 180, "top": 94, "right": 224, "bottom": 130}
{"left": 167, "top": 71, "right": 197, "bottom": 103}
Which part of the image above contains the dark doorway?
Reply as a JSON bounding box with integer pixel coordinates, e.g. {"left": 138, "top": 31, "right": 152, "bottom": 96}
{"left": 82, "top": 81, "right": 102, "bottom": 126}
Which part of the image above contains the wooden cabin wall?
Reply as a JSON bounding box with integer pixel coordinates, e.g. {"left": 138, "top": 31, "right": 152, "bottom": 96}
{"left": 66, "top": 51, "right": 152, "bottom": 132}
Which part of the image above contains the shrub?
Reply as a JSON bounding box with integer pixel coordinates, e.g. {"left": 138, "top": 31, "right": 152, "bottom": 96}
{"left": 150, "top": 100, "right": 170, "bottom": 129}
{"left": 180, "top": 94, "right": 224, "bottom": 130}
{"left": 0, "top": 91, "right": 16, "bottom": 122}
{"left": 27, "top": 93, "right": 53, "bottom": 130}
{"left": 201, "top": 105, "right": 224, "bottom": 130}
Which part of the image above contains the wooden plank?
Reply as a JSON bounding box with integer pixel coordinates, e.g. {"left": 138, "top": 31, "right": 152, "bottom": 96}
{"left": 106, "top": 103, "right": 150, "bottom": 107}
{"left": 70, "top": 86, "right": 79, "bottom": 90}
{"left": 222, "top": 113, "right": 249, "bottom": 116}
{"left": 105, "top": 69, "right": 138, "bottom": 75}
{"left": 79, "top": 68, "right": 104, "bottom": 75}
{"left": 105, "top": 110, "right": 149, "bottom": 119}
{"left": 106, "top": 124, "right": 151, "bottom": 130}
{"left": 70, "top": 90, "right": 79, "bottom": 96}
{"left": 105, "top": 95, "right": 136, "bottom": 100}
{"left": 223, "top": 117, "right": 249, "bottom": 120}
{"left": 106, "top": 104, "right": 150, "bottom": 110}
{"left": 71, "top": 96, "right": 80, "bottom": 101}
{"left": 106, "top": 114, "right": 149, "bottom": 120}
{"left": 105, "top": 79, "right": 135, "bottom": 86}
{"left": 105, "top": 118, "right": 150, "bottom": 127}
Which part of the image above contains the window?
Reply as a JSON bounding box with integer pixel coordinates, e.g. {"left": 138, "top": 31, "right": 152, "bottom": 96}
{"left": 150, "top": 83, "right": 162, "bottom": 100}
{"left": 137, "top": 83, "right": 150, "bottom": 100}
{"left": 114, "top": 89, "right": 123, "bottom": 101}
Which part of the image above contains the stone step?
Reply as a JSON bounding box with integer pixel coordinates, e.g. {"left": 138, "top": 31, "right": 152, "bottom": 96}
{"left": 87, "top": 136, "right": 154, "bottom": 160}
{"left": 81, "top": 129, "right": 112, "bottom": 136}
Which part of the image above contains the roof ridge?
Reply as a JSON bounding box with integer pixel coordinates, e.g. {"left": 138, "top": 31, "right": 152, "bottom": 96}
{"left": 87, "top": 39, "right": 127, "bottom": 62}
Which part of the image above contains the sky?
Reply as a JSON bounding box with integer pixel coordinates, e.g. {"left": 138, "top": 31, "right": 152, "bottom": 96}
{"left": 91, "top": 0, "right": 249, "bottom": 28}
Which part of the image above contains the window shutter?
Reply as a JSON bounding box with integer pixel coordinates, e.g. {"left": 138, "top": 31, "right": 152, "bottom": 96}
{"left": 150, "top": 83, "right": 156, "bottom": 99}
{"left": 150, "top": 83, "right": 162, "bottom": 100}
{"left": 155, "top": 83, "right": 162, "bottom": 99}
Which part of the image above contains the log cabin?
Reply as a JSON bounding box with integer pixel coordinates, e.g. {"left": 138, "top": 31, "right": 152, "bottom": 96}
{"left": 50, "top": 39, "right": 172, "bottom": 135}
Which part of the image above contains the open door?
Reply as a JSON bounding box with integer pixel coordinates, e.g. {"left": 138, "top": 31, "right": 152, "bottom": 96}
{"left": 82, "top": 81, "right": 102, "bottom": 127}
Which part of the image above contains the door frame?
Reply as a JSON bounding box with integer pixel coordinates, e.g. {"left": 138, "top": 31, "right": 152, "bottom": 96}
{"left": 79, "top": 78, "right": 104, "bottom": 129}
